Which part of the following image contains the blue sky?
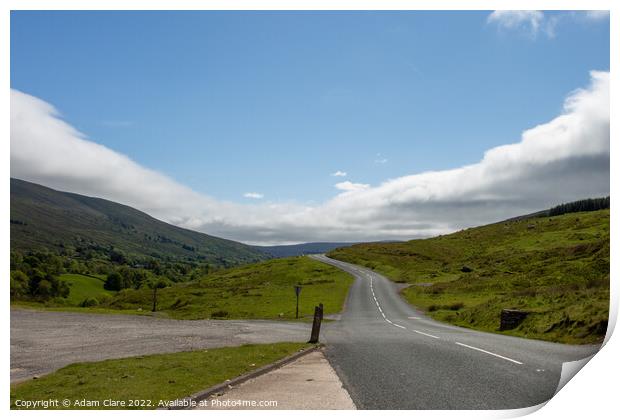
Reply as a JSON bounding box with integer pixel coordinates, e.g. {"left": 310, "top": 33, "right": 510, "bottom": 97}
{"left": 11, "top": 11, "right": 609, "bottom": 204}
{"left": 10, "top": 11, "right": 610, "bottom": 244}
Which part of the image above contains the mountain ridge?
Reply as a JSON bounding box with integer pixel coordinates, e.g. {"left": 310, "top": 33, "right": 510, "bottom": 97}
{"left": 10, "top": 178, "right": 268, "bottom": 267}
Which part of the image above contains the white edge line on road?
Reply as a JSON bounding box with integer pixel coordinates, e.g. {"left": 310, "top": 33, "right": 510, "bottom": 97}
{"left": 413, "top": 330, "right": 440, "bottom": 339}
{"left": 455, "top": 342, "right": 523, "bottom": 365}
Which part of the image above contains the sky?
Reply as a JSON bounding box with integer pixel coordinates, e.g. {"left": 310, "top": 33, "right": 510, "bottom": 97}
{"left": 10, "top": 10, "right": 610, "bottom": 245}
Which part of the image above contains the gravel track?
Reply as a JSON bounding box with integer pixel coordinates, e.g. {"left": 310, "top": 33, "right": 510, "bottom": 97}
{"left": 10, "top": 309, "right": 309, "bottom": 382}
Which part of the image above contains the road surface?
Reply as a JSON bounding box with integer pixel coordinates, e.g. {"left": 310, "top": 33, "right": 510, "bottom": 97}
{"left": 313, "top": 254, "right": 601, "bottom": 410}
{"left": 10, "top": 309, "right": 308, "bottom": 383}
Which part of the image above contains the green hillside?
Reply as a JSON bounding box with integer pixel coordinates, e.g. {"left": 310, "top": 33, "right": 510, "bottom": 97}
{"left": 328, "top": 209, "right": 609, "bottom": 343}
{"left": 60, "top": 274, "right": 113, "bottom": 306}
{"left": 100, "top": 256, "right": 353, "bottom": 320}
{"left": 10, "top": 178, "right": 268, "bottom": 267}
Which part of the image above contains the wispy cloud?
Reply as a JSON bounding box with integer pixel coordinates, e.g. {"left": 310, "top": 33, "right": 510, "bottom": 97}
{"left": 334, "top": 181, "right": 370, "bottom": 192}
{"left": 487, "top": 10, "right": 544, "bottom": 37}
{"left": 10, "top": 71, "right": 609, "bottom": 245}
{"left": 243, "top": 192, "right": 264, "bottom": 199}
{"left": 584, "top": 10, "right": 610, "bottom": 21}
{"left": 374, "top": 154, "right": 388, "bottom": 164}
{"left": 332, "top": 170, "right": 347, "bottom": 177}
{"left": 487, "top": 10, "right": 609, "bottom": 39}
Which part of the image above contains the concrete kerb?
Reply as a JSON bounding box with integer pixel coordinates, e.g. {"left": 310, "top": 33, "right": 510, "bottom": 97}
{"left": 166, "top": 344, "right": 324, "bottom": 410}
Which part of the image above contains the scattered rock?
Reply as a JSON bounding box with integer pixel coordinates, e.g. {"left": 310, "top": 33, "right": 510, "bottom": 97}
{"left": 499, "top": 309, "right": 528, "bottom": 331}
{"left": 460, "top": 266, "right": 473, "bottom": 273}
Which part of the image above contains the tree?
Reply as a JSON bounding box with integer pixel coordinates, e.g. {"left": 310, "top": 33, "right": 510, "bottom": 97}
{"left": 10, "top": 271, "right": 29, "bottom": 299}
{"left": 148, "top": 278, "right": 170, "bottom": 312}
{"left": 36, "top": 280, "right": 53, "bottom": 298}
{"left": 104, "top": 272, "right": 124, "bottom": 291}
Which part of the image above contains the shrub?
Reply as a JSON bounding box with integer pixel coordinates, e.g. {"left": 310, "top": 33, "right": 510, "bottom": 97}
{"left": 447, "top": 302, "right": 464, "bottom": 311}
{"left": 211, "top": 310, "right": 229, "bottom": 318}
{"left": 10, "top": 271, "right": 29, "bottom": 299}
{"left": 104, "top": 272, "right": 124, "bottom": 291}
{"left": 80, "top": 297, "right": 99, "bottom": 307}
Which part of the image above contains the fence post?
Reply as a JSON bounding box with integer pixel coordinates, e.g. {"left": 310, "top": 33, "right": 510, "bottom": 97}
{"left": 308, "top": 303, "right": 324, "bottom": 343}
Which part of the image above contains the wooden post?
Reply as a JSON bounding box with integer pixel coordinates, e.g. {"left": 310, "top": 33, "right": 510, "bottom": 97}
{"left": 152, "top": 287, "right": 157, "bottom": 312}
{"left": 294, "top": 285, "right": 302, "bottom": 319}
{"left": 308, "top": 303, "right": 324, "bottom": 343}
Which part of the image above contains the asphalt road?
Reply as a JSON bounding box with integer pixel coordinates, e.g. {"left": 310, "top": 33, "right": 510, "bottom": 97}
{"left": 10, "top": 309, "right": 308, "bottom": 383}
{"left": 313, "top": 254, "right": 602, "bottom": 410}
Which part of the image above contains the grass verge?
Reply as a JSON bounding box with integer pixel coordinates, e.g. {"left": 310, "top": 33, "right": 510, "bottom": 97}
{"left": 11, "top": 342, "right": 309, "bottom": 410}
{"left": 100, "top": 256, "right": 354, "bottom": 320}
{"left": 12, "top": 256, "right": 354, "bottom": 321}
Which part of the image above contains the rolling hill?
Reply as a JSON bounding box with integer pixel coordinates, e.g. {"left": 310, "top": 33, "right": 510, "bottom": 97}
{"left": 328, "top": 208, "right": 609, "bottom": 343}
{"left": 10, "top": 178, "right": 269, "bottom": 267}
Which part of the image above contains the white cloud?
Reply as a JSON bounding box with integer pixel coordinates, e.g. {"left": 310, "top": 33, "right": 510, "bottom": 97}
{"left": 243, "top": 192, "right": 264, "bottom": 199}
{"left": 334, "top": 181, "right": 370, "bottom": 192}
{"left": 487, "top": 10, "right": 544, "bottom": 36}
{"left": 332, "top": 170, "right": 347, "bottom": 177}
{"left": 10, "top": 71, "right": 609, "bottom": 245}
{"left": 488, "top": 11, "right": 609, "bottom": 38}
{"left": 584, "top": 10, "right": 610, "bottom": 21}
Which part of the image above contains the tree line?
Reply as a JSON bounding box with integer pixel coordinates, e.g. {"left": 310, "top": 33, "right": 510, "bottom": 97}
{"left": 10, "top": 247, "right": 211, "bottom": 302}
{"left": 546, "top": 197, "right": 610, "bottom": 217}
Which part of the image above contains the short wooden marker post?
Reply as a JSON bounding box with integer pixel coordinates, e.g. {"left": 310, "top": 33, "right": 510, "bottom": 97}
{"left": 309, "top": 303, "right": 324, "bottom": 343}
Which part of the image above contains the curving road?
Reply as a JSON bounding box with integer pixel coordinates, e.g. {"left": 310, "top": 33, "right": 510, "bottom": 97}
{"left": 314, "top": 254, "right": 601, "bottom": 410}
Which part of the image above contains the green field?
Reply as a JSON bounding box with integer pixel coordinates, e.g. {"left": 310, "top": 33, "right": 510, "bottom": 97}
{"left": 60, "top": 274, "right": 113, "bottom": 306}
{"left": 328, "top": 210, "right": 609, "bottom": 344}
{"left": 11, "top": 342, "right": 309, "bottom": 410}
{"left": 97, "top": 256, "right": 353, "bottom": 320}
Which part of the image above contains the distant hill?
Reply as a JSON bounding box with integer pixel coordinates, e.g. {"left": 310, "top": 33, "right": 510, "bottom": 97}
{"left": 10, "top": 178, "right": 269, "bottom": 267}
{"left": 255, "top": 242, "right": 360, "bottom": 258}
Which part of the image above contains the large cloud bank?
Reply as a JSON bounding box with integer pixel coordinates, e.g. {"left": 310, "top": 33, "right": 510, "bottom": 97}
{"left": 10, "top": 71, "right": 609, "bottom": 245}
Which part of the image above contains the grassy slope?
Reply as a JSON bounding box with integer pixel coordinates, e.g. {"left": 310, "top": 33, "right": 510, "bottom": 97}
{"left": 11, "top": 342, "right": 309, "bottom": 409}
{"left": 328, "top": 210, "right": 609, "bottom": 344}
{"left": 60, "top": 274, "right": 113, "bottom": 306}
{"left": 100, "top": 256, "right": 354, "bottom": 320}
{"left": 10, "top": 178, "right": 268, "bottom": 267}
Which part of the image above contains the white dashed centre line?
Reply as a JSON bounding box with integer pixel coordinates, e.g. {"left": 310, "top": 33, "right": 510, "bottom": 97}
{"left": 413, "top": 330, "right": 440, "bottom": 339}
{"left": 455, "top": 342, "right": 524, "bottom": 365}
{"left": 370, "top": 278, "right": 416, "bottom": 331}
{"left": 322, "top": 257, "right": 526, "bottom": 368}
